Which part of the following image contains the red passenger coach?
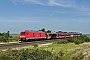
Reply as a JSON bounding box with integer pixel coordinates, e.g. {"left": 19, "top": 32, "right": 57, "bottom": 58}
{"left": 19, "top": 30, "right": 46, "bottom": 42}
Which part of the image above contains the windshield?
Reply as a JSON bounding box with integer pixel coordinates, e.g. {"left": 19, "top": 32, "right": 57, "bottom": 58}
{"left": 21, "top": 32, "right": 25, "bottom": 34}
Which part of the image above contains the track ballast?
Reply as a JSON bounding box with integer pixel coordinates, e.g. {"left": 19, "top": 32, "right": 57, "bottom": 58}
{"left": 0, "top": 39, "right": 64, "bottom": 50}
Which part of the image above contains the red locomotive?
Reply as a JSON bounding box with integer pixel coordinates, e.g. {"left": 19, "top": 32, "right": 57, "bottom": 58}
{"left": 19, "top": 30, "right": 46, "bottom": 42}
{"left": 19, "top": 30, "right": 82, "bottom": 42}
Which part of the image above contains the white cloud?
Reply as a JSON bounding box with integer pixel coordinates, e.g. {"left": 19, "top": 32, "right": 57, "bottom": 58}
{"left": 11, "top": 0, "right": 75, "bottom": 7}
{"left": 19, "top": 17, "right": 27, "bottom": 19}
{"left": 24, "top": 0, "right": 45, "bottom": 5}
{"left": 23, "top": 3, "right": 25, "bottom": 4}
{"left": 11, "top": 0, "right": 45, "bottom": 5}
{"left": 48, "top": 0, "right": 74, "bottom": 7}
{"left": 77, "top": 11, "right": 90, "bottom": 16}
{"left": 40, "top": 10, "right": 64, "bottom": 13}
{"left": 12, "top": 1, "right": 17, "bottom": 5}
{"left": 10, "top": 0, "right": 90, "bottom": 14}
{"left": 0, "top": 17, "right": 40, "bottom": 23}
{"left": 52, "top": 11, "right": 65, "bottom": 13}
{"left": 49, "top": 13, "right": 55, "bottom": 16}
{"left": 69, "top": 18, "right": 90, "bottom": 23}
{"left": 0, "top": 19, "right": 40, "bottom": 23}
{"left": 47, "top": 0, "right": 90, "bottom": 12}
{"left": 80, "top": 6, "right": 90, "bottom": 11}
{"left": 49, "top": 11, "right": 65, "bottom": 16}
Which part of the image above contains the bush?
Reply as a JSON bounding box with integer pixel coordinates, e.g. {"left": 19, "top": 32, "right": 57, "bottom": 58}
{"left": 0, "top": 36, "right": 7, "bottom": 42}
{"left": 0, "top": 48, "right": 61, "bottom": 60}
{"left": 57, "top": 40, "right": 68, "bottom": 44}
{"left": 33, "top": 44, "right": 38, "bottom": 48}
{"left": 29, "top": 49, "right": 59, "bottom": 60}
{"left": 77, "top": 35, "right": 90, "bottom": 42}
{"left": 0, "top": 54, "right": 11, "bottom": 60}
{"left": 0, "top": 31, "right": 19, "bottom": 42}
{"left": 74, "top": 39, "right": 81, "bottom": 45}
{"left": 67, "top": 38, "right": 74, "bottom": 43}
{"left": 58, "top": 50, "right": 65, "bottom": 57}
{"left": 67, "top": 35, "right": 90, "bottom": 45}
{"left": 19, "top": 49, "right": 29, "bottom": 60}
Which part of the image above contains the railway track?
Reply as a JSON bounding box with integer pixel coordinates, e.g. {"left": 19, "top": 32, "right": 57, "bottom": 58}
{"left": 0, "top": 39, "right": 64, "bottom": 50}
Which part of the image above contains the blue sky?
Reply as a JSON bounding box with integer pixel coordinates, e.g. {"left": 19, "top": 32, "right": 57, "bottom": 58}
{"left": 0, "top": 0, "right": 90, "bottom": 34}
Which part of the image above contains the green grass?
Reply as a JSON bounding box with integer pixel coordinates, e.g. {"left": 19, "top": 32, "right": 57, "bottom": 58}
{"left": 8, "top": 34, "right": 19, "bottom": 42}
{"left": 84, "top": 34, "right": 90, "bottom": 38}
{"left": 87, "top": 36, "right": 90, "bottom": 38}
{"left": 38, "top": 42, "right": 90, "bottom": 60}
{"left": 40, "top": 43, "right": 88, "bottom": 51}
{"left": 10, "top": 34, "right": 19, "bottom": 37}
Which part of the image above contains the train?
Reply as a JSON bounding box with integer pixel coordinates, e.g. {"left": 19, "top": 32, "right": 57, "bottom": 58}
{"left": 19, "top": 30, "right": 82, "bottom": 42}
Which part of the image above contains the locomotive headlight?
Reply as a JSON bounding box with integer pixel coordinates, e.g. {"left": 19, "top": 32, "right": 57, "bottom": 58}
{"left": 23, "top": 36, "right": 25, "bottom": 37}
{"left": 20, "top": 36, "right": 25, "bottom": 38}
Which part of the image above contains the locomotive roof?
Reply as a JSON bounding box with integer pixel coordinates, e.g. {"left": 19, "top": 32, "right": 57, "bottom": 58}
{"left": 21, "top": 30, "right": 44, "bottom": 32}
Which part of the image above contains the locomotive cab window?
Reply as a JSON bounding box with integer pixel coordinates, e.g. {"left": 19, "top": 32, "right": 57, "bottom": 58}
{"left": 21, "top": 32, "right": 25, "bottom": 34}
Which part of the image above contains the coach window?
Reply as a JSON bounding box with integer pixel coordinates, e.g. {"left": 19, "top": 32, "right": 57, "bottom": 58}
{"left": 58, "top": 34, "right": 59, "bottom": 36}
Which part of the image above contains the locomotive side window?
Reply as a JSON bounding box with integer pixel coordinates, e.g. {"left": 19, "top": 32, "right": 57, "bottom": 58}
{"left": 33, "top": 33, "right": 34, "bottom": 37}
{"left": 40, "top": 33, "right": 41, "bottom": 37}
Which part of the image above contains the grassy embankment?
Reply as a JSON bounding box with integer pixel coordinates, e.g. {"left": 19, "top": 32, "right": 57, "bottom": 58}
{"left": 0, "top": 38, "right": 90, "bottom": 60}
{"left": 37, "top": 41, "right": 90, "bottom": 60}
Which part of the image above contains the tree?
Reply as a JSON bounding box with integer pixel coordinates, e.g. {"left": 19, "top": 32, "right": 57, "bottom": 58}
{"left": 46, "top": 30, "right": 51, "bottom": 33}
{"left": 7, "top": 31, "right": 10, "bottom": 38}
{"left": 39, "top": 28, "right": 45, "bottom": 32}
{"left": 0, "top": 31, "right": 10, "bottom": 42}
{"left": 0, "top": 32, "right": 2, "bottom": 36}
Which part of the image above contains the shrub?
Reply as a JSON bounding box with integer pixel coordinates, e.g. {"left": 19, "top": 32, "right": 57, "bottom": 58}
{"left": 29, "top": 49, "right": 59, "bottom": 60}
{"left": 57, "top": 40, "right": 68, "bottom": 44}
{"left": 0, "top": 36, "right": 7, "bottom": 42}
{"left": 78, "top": 35, "right": 90, "bottom": 42}
{"left": 74, "top": 39, "right": 81, "bottom": 45}
{"left": 58, "top": 50, "right": 65, "bottom": 57}
{"left": 0, "top": 48, "right": 61, "bottom": 60}
{"left": 67, "top": 35, "right": 90, "bottom": 45}
{"left": 19, "top": 49, "right": 29, "bottom": 60}
{"left": 33, "top": 44, "right": 38, "bottom": 48}
{"left": 0, "top": 54, "right": 11, "bottom": 60}
{"left": 84, "top": 37, "right": 90, "bottom": 42}
{"left": 67, "top": 38, "right": 74, "bottom": 43}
